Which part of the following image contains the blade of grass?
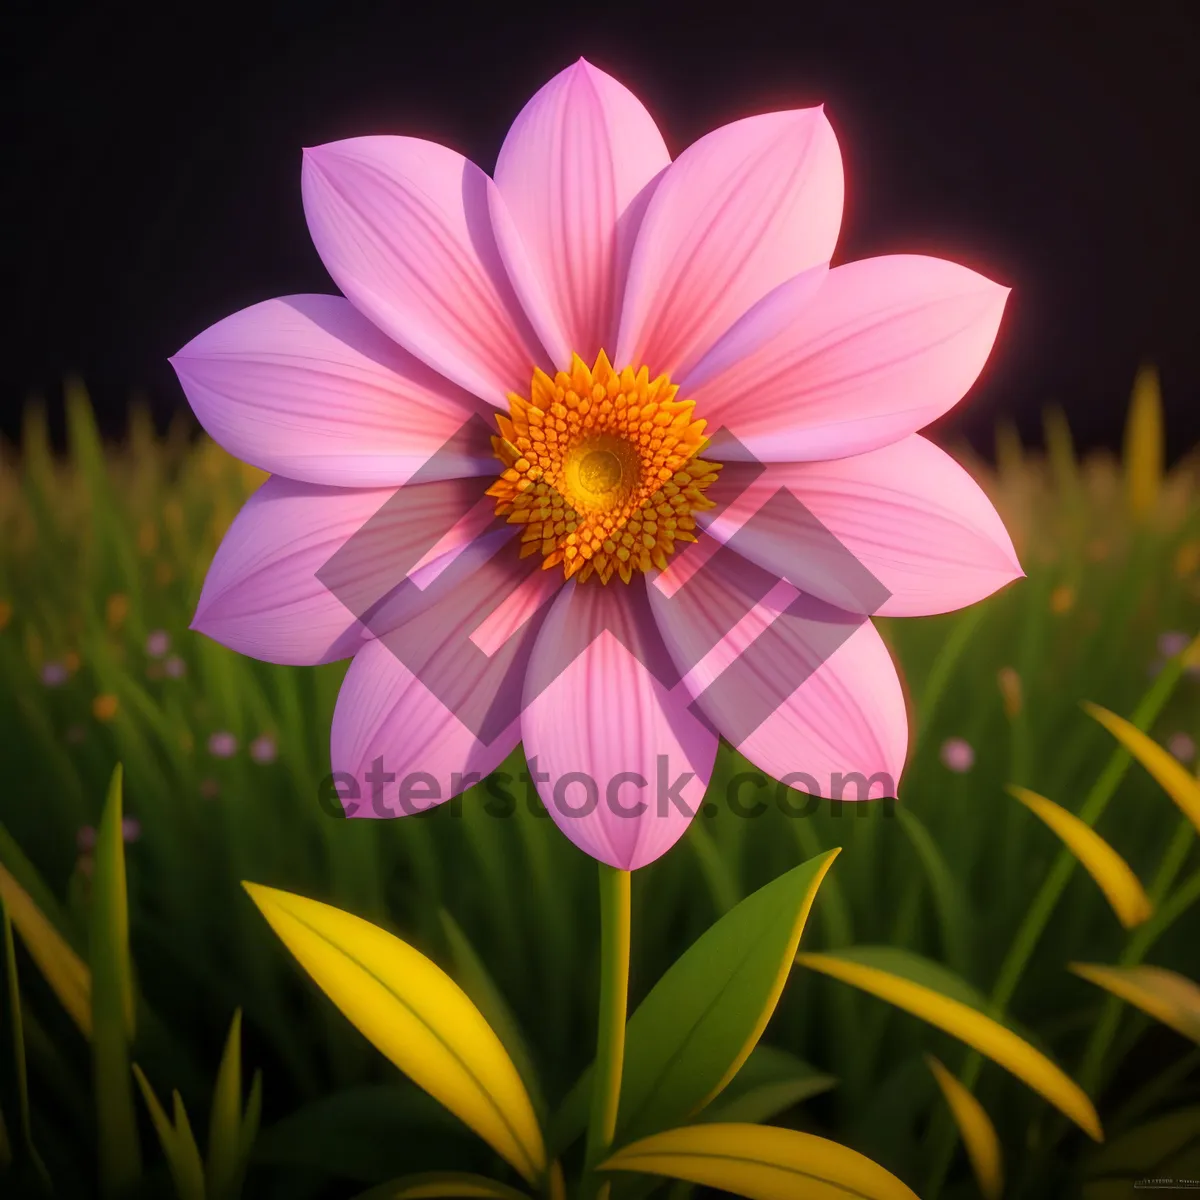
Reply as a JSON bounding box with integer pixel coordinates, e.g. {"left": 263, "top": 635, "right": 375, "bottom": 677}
{"left": 91, "top": 764, "right": 142, "bottom": 1196}
{"left": 2, "top": 897, "right": 52, "bottom": 1192}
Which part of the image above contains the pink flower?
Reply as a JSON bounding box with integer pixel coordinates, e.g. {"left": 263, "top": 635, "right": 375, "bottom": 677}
{"left": 173, "top": 60, "right": 1020, "bottom": 870}
{"left": 207, "top": 731, "right": 238, "bottom": 758}
{"left": 939, "top": 738, "right": 975, "bottom": 774}
{"left": 1167, "top": 732, "right": 1196, "bottom": 764}
{"left": 163, "top": 655, "right": 187, "bottom": 678}
{"left": 146, "top": 630, "right": 171, "bottom": 658}
{"left": 250, "top": 734, "right": 277, "bottom": 764}
{"left": 41, "top": 661, "right": 68, "bottom": 687}
{"left": 122, "top": 816, "right": 142, "bottom": 843}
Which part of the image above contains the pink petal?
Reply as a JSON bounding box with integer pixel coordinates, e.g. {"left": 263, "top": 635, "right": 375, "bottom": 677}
{"left": 171, "top": 295, "right": 494, "bottom": 487}
{"left": 330, "top": 540, "right": 556, "bottom": 814}
{"left": 520, "top": 581, "right": 718, "bottom": 870}
{"left": 192, "top": 475, "right": 488, "bottom": 665}
{"left": 615, "top": 107, "right": 843, "bottom": 380}
{"left": 684, "top": 254, "right": 1010, "bottom": 461}
{"left": 302, "top": 137, "right": 549, "bottom": 404}
{"left": 649, "top": 567, "right": 907, "bottom": 798}
{"left": 490, "top": 59, "right": 670, "bottom": 368}
{"left": 700, "top": 435, "right": 1023, "bottom": 616}
{"left": 330, "top": 641, "right": 521, "bottom": 816}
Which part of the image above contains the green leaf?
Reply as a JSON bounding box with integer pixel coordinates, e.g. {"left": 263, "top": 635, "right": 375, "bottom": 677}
{"left": 91, "top": 763, "right": 142, "bottom": 1195}
{"left": 895, "top": 807, "right": 972, "bottom": 973}
{"left": 600, "top": 1123, "right": 918, "bottom": 1199}
{"left": 2, "top": 898, "right": 52, "bottom": 1191}
{"left": 234, "top": 1069, "right": 263, "bottom": 1197}
{"left": 0, "top": 859, "right": 91, "bottom": 1037}
{"left": 438, "top": 909, "right": 547, "bottom": 1124}
{"left": 552, "top": 850, "right": 838, "bottom": 1151}
{"left": 1083, "top": 1106, "right": 1200, "bottom": 1199}
{"left": 132, "top": 1064, "right": 205, "bottom": 1200}
{"left": 699, "top": 1046, "right": 835, "bottom": 1125}
{"left": 349, "top": 1171, "right": 532, "bottom": 1199}
{"left": 244, "top": 883, "right": 546, "bottom": 1184}
{"left": 1070, "top": 963, "right": 1200, "bottom": 1045}
{"left": 797, "top": 946, "right": 1102, "bottom": 1141}
{"left": 206, "top": 1008, "right": 244, "bottom": 1200}
{"left": 252, "top": 1085, "right": 493, "bottom": 1183}
{"left": 0, "top": 821, "right": 74, "bottom": 940}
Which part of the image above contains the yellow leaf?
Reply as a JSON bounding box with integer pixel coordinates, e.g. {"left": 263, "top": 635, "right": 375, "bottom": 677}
{"left": 0, "top": 862, "right": 91, "bottom": 1036}
{"left": 243, "top": 883, "right": 545, "bottom": 1184}
{"left": 1008, "top": 786, "right": 1153, "bottom": 929}
{"left": 1084, "top": 702, "right": 1200, "bottom": 835}
{"left": 797, "top": 951, "right": 1102, "bottom": 1141}
{"left": 1070, "top": 963, "right": 1200, "bottom": 1045}
{"left": 925, "top": 1055, "right": 1003, "bottom": 1200}
{"left": 600, "top": 1122, "right": 917, "bottom": 1199}
{"left": 1124, "top": 363, "right": 1163, "bottom": 517}
{"left": 352, "top": 1171, "right": 531, "bottom": 1198}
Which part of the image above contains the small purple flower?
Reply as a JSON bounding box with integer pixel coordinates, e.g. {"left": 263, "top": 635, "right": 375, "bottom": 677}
{"left": 164, "top": 655, "right": 187, "bottom": 678}
{"left": 121, "top": 816, "right": 142, "bottom": 842}
{"left": 145, "top": 630, "right": 171, "bottom": 658}
{"left": 208, "top": 731, "right": 238, "bottom": 758}
{"left": 76, "top": 825, "right": 97, "bottom": 851}
{"left": 1167, "top": 732, "right": 1196, "bottom": 764}
{"left": 940, "top": 737, "right": 975, "bottom": 773}
{"left": 249, "top": 734, "right": 277, "bottom": 764}
{"left": 41, "top": 661, "right": 68, "bottom": 687}
{"left": 1158, "top": 631, "right": 1191, "bottom": 659}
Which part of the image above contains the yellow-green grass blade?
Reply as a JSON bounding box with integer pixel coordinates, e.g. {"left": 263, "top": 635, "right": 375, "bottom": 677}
{"left": 600, "top": 1123, "right": 918, "bottom": 1200}
{"left": 243, "top": 882, "right": 546, "bottom": 1185}
{"left": 1084, "top": 702, "right": 1200, "bottom": 835}
{"left": 925, "top": 1055, "right": 1003, "bottom": 1200}
{"left": 2, "top": 898, "right": 52, "bottom": 1190}
{"left": 798, "top": 947, "right": 1102, "bottom": 1140}
{"left": 91, "top": 764, "right": 142, "bottom": 1195}
{"left": 206, "top": 1008, "right": 244, "bottom": 1200}
{"left": 1008, "top": 786, "right": 1153, "bottom": 929}
{"left": 0, "top": 860, "right": 91, "bottom": 1036}
{"left": 132, "top": 1064, "right": 206, "bottom": 1200}
{"left": 1123, "top": 363, "right": 1163, "bottom": 518}
{"left": 896, "top": 806, "right": 972, "bottom": 972}
{"left": 1070, "top": 963, "right": 1200, "bottom": 1046}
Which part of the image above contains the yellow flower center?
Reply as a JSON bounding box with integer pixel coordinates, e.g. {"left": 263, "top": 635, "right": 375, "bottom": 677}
{"left": 486, "top": 351, "right": 722, "bottom": 584}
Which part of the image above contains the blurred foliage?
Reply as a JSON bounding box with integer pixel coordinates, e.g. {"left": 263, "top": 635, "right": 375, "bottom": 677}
{"left": 0, "top": 373, "right": 1198, "bottom": 1197}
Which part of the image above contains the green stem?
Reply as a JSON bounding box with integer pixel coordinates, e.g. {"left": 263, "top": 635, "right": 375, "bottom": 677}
{"left": 581, "top": 865, "right": 632, "bottom": 1200}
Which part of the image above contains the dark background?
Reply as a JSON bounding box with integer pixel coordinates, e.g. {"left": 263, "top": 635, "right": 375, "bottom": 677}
{"left": 3, "top": 0, "right": 1198, "bottom": 459}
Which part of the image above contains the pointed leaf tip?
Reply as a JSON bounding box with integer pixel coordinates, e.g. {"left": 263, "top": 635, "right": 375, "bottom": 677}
{"left": 1007, "top": 785, "right": 1153, "bottom": 929}
{"left": 601, "top": 1123, "right": 919, "bottom": 1200}
{"left": 1083, "top": 703, "right": 1200, "bottom": 836}
{"left": 798, "top": 947, "right": 1103, "bottom": 1141}
{"left": 246, "top": 884, "right": 546, "bottom": 1183}
{"left": 926, "top": 1055, "right": 1003, "bottom": 1200}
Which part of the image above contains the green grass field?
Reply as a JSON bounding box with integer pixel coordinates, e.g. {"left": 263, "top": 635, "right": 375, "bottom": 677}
{"left": 1, "top": 375, "right": 1198, "bottom": 1198}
